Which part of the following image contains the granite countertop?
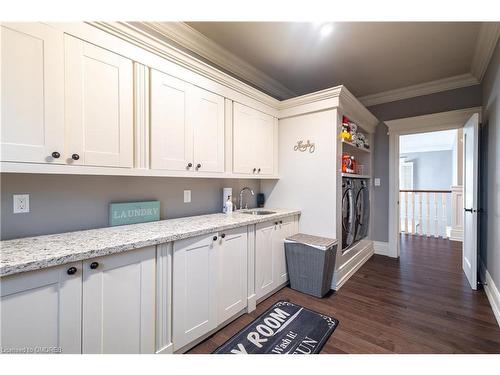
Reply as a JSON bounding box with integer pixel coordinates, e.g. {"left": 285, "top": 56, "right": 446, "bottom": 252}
{"left": 0, "top": 208, "right": 300, "bottom": 277}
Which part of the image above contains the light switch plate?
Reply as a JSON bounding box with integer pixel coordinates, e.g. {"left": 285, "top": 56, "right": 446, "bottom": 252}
{"left": 374, "top": 178, "right": 381, "bottom": 187}
{"left": 13, "top": 194, "right": 30, "bottom": 213}
{"left": 183, "top": 190, "right": 191, "bottom": 203}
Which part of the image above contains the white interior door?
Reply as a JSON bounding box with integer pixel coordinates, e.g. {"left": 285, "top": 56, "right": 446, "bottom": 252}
{"left": 462, "top": 113, "right": 479, "bottom": 290}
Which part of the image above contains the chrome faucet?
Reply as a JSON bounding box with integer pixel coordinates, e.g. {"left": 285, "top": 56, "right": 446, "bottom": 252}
{"left": 239, "top": 187, "right": 255, "bottom": 210}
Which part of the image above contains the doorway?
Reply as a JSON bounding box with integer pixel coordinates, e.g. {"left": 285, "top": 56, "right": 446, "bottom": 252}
{"left": 386, "top": 107, "right": 481, "bottom": 290}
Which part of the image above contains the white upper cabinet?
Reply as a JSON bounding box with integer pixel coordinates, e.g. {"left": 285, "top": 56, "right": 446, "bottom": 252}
{"left": 150, "top": 69, "right": 225, "bottom": 173}
{"left": 233, "top": 102, "right": 276, "bottom": 175}
{"left": 0, "top": 262, "right": 82, "bottom": 354}
{"left": 64, "top": 35, "right": 133, "bottom": 168}
{"left": 1, "top": 23, "right": 65, "bottom": 164}
{"left": 191, "top": 86, "right": 225, "bottom": 173}
{"left": 82, "top": 247, "right": 156, "bottom": 354}
{"left": 150, "top": 70, "right": 192, "bottom": 171}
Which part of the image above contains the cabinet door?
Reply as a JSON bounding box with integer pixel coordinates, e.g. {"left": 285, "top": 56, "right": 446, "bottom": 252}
{"left": 1, "top": 23, "right": 64, "bottom": 163}
{"left": 0, "top": 262, "right": 82, "bottom": 353}
{"left": 255, "top": 221, "right": 276, "bottom": 300}
{"left": 233, "top": 102, "right": 275, "bottom": 175}
{"left": 82, "top": 247, "right": 155, "bottom": 354}
{"left": 173, "top": 233, "right": 217, "bottom": 350}
{"left": 217, "top": 226, "right": 248, "bottom": 324}
{"left": 65, "top": 35, "right": 133, "bottom": 168}
{"left": 255, "top": 113, "right": 275, "bottom": 175}
{"left": 150, "top": 69, "right": 193, "bottom": 171}
{"left": 191, "top": 86, "right": 225, "bottom": 173}
{"left": 274, "top": 216, "right": 296, "bottom": 285}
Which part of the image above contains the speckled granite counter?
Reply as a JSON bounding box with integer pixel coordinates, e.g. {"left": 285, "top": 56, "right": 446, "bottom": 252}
{"left": 0, "top": 208, "right": 300, "bottom": 277}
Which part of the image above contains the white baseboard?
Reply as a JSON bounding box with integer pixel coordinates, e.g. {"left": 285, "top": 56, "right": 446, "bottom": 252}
{"left": 156, "top": 343, "right": 173, "bottom": 354}
{"left": 373, "top": 241, "right": 390, "bottom": 257}
{"left": 332, "top": 241, "right": 374, "bottom": 290}
{"left": 480, "top": 259, "right": 500, "bottom": 327}
{"left": 449, "top": 227, "right": 463, "bottom": 242}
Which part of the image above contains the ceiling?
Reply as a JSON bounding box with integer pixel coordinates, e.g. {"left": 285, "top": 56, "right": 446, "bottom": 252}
{"left": 400, "top": 129, "right": 457, "bottom": 154}
{"left": 182, "top": 22, "right": 482, "bottom": 100}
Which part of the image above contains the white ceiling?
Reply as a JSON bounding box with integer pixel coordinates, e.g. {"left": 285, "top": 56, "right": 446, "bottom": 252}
{"left": 182, "top": 22, "right": 482, "bottom": 100}
{"left": 400, "top": 129, "right": 457, "bottom": 154}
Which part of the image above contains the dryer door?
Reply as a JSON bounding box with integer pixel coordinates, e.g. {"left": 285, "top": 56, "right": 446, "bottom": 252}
{"left": 342, "top": 179, "right": 356, "bottom": 250}
{"left": 355, "top": 180, "right": 370, "bottom": 241}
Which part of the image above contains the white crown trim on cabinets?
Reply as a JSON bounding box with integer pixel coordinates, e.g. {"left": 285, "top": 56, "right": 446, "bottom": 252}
{"left": 133, "top": 22, "right": 297, "bottom": 101}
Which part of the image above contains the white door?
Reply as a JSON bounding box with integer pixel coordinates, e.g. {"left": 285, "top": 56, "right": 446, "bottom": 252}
{"left": 150, "top": 69, "right": 193, "bottom": 171}
{"left": 65, "top": 35, "right": 133, "bottom": 168}
{"left": 1, "top": 23, "right": 65, "bottom": 163}
{"left": 173, "top": 233, "right": 218, "bottom": 350}
{"left": 191, "top": 86, "right": 225, "bottom": 173}
{"left": 217, "top": 226, "right": 248, "bottom": 324}
{"left": 82, "top": 247, "right": 156, "bottom": 353}
{"left": 463, "top": 113, "right": 479, "bottom": 290}
{"left": 0, "top": 262, "right": 82, "bottom": 353}
{"left": 255, "top": 221, "right": 276, "bottom": 299}
{"left": 274, "top": 216, "right": 296, "bottom": 284}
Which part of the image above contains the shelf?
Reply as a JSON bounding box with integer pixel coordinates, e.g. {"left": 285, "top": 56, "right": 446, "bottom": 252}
{"left": 341, "top": 139, "right": 371, "bottom": 153}
{"left": 341, "top": 173, "right": 371, "bottom": 179}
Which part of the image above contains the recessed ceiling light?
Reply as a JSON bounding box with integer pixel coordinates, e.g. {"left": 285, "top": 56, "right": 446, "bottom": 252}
{"left": 319, "top": 23, "right": 334, "bottom": 37}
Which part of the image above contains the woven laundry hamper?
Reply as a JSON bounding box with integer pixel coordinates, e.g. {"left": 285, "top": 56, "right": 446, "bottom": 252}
{"left": 284, "top": 233, "right": 338, "bottom": 298}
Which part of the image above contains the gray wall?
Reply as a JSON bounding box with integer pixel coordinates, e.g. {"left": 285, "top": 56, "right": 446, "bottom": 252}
{"left": 480, "top": 39, "right": 500, "bottom": 288}
{"left": 368, "top": 84, "right": 483, "bottom": 242}
{"left": 400, "top": 150, "right": 453, "bottom": 190}
{"left": 1, "top": 174, "right": 260, "bottom": 240}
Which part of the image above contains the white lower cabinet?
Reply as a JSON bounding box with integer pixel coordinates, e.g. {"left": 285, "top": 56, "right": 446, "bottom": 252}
{"left": 82, "top": 246, "right": 156, "bottom": 354}
{"left": 172, "top": 227, "right": 248, "bottom": 351}
{"left": 217, "top": 226, "right": 248, "bottom": 324}
{"left": 0, "top": 262, "right": 82, "bottom": 354}
{"left": 255, "top": 215, "right": 299, "bottom": 300}
{"left": 172, "top": 233, "right": 218, "bottom": 350}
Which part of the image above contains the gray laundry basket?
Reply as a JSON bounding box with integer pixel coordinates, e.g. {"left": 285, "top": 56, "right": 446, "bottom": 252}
{"left": 285, "top": 233, "right": 338, "bottom": 298}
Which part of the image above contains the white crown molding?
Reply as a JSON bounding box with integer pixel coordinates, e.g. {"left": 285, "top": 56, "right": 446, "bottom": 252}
{"left": 385, "top": 106, "right": 482, "bottom": 134}
{"left": 359, "top": 73, "right": 480, "bottom": 107}
{"left": 88, "top": 21, "right": 280, "bottom": 111}
{"left": 140, "top": 22, "right": 297, "bottom": 100}
{"left": 278, "top": 85, "right": 379, "bottom": 132}
{"left": 471, "top": 22, "right": 500, "bottom": 81}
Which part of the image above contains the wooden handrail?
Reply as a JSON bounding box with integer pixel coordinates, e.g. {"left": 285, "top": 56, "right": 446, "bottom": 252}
{"left": 399, "top": 189, "right": 452, "bottom": 193}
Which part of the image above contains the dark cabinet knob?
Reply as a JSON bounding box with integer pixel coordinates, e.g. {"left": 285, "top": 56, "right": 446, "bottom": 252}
{"left": 71, "top": 154, "right": 80, "bottom": 160}
{"left": 187, "top": 162, "right": 193, "bottom": 168}
{"left": 51, "top": 151, "right": 61, "bottom": 159}
{"left": 279, "top": 220, "right": 283, "bottom": 224}
{"left": 90, "top": 262, "right": 99, "bottom": 269}
{"left": 67, "top": 267, "right": 77, "bottom": 275}
{"left": 258, "top": 168, "right": 261, "bottom": 173}
{"left": 196, "top": 163, "right": 202, "bottom": 169}
{"left": 253, "top": 168, "right": 257, "bottom": 173}
{"left": 213, "top": 236, "right": 218, "bottom": 241}
{"left": 221, "top": 233, "right": 226, "bottom": 239}
{"left": 275, "top": 222, "right": 278, "bottom": 225}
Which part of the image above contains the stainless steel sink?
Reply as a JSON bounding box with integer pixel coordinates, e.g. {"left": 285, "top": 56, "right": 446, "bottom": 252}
{"left": 240, "top": 210, "right": 276, "bottom": 216}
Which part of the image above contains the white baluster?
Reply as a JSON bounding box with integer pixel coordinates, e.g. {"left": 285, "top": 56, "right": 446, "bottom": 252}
{"left": 412, "top": 192, "right": 416, "bottom": 235}
{"left": 426, "top": 192, "right": 431, "bottom": 237}
{"left": 434, "top": 192, "right": 439, "bottom": 238}
{"left": 405, "top": 192, "right": 409, "bottom": 234}
{"left": 442, "top": 193, "right": 447, "bottom": 238}
{"left": 418, "top": 193, "right": 423, "bottom": 236}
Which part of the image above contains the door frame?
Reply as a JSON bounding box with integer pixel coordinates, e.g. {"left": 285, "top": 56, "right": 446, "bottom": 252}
{"left": 385, "top": 107, "right": 481, "bottom": 258}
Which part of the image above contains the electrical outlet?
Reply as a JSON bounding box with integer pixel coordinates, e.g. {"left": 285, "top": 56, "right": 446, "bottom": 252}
{"left": 374, "top": 178, "right": 381, "bottom": 187}
{"left": 183, "top": 190, "right": 191, "bottom": 203}
{"left": 13, "top": 194, "right": 30, "bottom": 213}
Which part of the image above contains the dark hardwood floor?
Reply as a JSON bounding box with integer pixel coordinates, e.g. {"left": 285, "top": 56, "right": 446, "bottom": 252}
{"left": 189, "top": 235, "right": 500, "bottom": 353}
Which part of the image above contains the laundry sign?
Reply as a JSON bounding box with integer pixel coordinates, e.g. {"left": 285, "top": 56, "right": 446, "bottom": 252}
{"left": 109, "top": 201, "right": 160, "bottom": 226}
